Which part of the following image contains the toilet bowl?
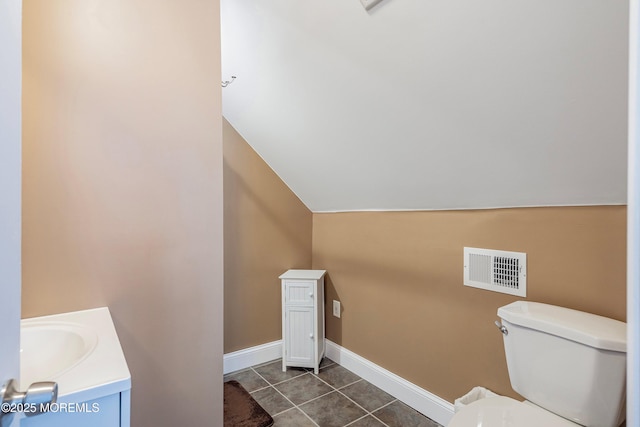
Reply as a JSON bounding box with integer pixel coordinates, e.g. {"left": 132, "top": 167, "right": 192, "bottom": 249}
{"left": 448, "top": 396, "right": 579, "bottom": 427}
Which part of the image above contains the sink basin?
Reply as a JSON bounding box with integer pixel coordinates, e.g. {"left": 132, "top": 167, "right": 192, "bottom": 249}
{"left": 19, "top": 308, "right": 131, "bottom": 426}
{"left": 20, "top": 321, "right": 98, "bottom": 389}
{"left": 20, "top": 308, "right": 130, "bottom": 402}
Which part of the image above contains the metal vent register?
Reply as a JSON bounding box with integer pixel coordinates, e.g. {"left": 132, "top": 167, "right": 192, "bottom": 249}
{"left": 463, "top": 247, "right": 527, "bottom": 296}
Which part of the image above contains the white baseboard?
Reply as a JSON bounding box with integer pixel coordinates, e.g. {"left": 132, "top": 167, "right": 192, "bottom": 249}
{"left": 223, "top": 340, "right": 282, "bottom": 375}
{"left": 325, "top": 339, "right": 454, "bottom": 426}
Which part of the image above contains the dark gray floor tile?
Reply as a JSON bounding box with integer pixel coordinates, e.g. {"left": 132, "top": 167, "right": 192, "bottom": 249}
{"left": 273, "top": 408, "right": 317, "bottom": 427}
{"left": 316, "top": 364, "right": 361, "bottom": 389}
{"left": 224, "top": 368, "right": 268, "bottom": 392}
{"left": 254, "top": 360, "right": 308, "bottom": 384}
{"left": 340, "top": 380, "right": 395, "bottom": 412}
{"left": 347, "top": 415, "right": 386, "bottom": 427}
{"left": 274, "top": 373, "right": 333, "bottom": 405}
{"left": 300, "top": 391, "right": 367, "bottom": 427}
{"left": 373, "top": 400, "right": 441, "bottom": 427}
{"left": 250, "top": 386, "right": 294, "bottom": 416}
{"left": 319, "top": 357, "right": 335, "bottom": 368}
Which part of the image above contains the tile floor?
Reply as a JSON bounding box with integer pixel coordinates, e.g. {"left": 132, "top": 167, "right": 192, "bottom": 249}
{"left": 224, "top": 358, "right": 443, "bottom": 427}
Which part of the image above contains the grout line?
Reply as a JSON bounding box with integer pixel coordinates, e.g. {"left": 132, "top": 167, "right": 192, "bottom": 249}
{"left": 336, "top": 378, "right": 363, "bottom": 390}
{"left": 349, "top": 397, "right": 398, "bottom": 427}
{"left": 256, "top": 368, "right": 308, "bottom": 387}
{"left": 310, "top": 372, "right": 342, "bottom": 391}
{"left": 250, "top": 366, "right": 268, "bottom": 382}
{"left": 370, "top": 413, "right": 392, "bottom": 427}
{"left": 275, "top": 407, "right": 320, "bottom": 426}
{"left": 249, "top": 384, "right": 272, "bottom": 394}
{"left": 251, "top": 369, "right": 319, "bottom": 427}
{"left": 373, "top": 399, "right": 398, "bottom": 412}
{"left": 343, "top": 414, "right": 369, "bottom": 426}
{"left": 264, "top": 385, "right": 296, "bottom": 414}
{"left": 368, "top": 399, "right": 398, "bottom": 427}
{"left": 341, "top": 389, "right": 393, "bottom": 427}
{"left": 246, "top": 360, "right": 437, "bottom": 427}
{"left": 369, "top": 410, "right": 392, "bottom": 427}
{"left": 333, "top": 387, "right": 368, "bottom": 413}
{"left": 245, "top": 365, "right": 316, "bottom": 425}
{"left": 249, "top": 368, "right": 298, "bottom": 415}
{"left": 300, "top": 409, "right": 321, "bottom": 426}
{"left": 296, "top": 388, "right": 338, "bottom": 407}
{"left": 310, "top": 364, "right": 398, "bottom": 427}
{"left": 270, "top": 407, "right": 292, "bottom": 418}
{"left": 311, "top": 371, "right": 384, "bottom": 426}
{"left": 285, "top": 369, "right": 363, "bottom": 426}
{"left": 321, "top": 359, "right": 336, "bottom": 369}
{"left": 268, "top": 373, "right": 307, "bottom": 387}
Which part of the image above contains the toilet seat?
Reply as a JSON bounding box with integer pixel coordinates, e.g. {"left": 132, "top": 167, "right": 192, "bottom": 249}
{"left": 447, "top": 396, "right": 580, "bottom": 427}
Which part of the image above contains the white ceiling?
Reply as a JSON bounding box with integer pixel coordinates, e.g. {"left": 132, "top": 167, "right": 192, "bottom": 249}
{"left": 221, "top": 0, "right": 628, "bottom": 212}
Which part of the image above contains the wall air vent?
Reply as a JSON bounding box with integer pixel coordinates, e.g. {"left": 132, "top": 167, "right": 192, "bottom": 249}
{"left": 463, "top": 247, "right": 527, "bottom": 297}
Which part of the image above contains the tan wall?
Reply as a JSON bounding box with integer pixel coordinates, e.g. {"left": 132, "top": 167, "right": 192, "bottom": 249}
{"left": 312, "top": 206, "right": 626, "bottom": 402}
{"left": 21, "top": 2, "right": 224, "bottom": 426}
{"left": 223, "top": 119, "right": 312, "bottom": 353}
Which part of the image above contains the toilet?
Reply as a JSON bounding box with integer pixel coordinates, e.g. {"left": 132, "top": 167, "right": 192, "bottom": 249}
{"left": 448, "top": 301, "right": 627, "bottom": 427}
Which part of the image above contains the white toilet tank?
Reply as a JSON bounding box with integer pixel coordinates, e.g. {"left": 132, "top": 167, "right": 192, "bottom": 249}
{"left": 497, "top": 301, "right": 626, "bottom": 427}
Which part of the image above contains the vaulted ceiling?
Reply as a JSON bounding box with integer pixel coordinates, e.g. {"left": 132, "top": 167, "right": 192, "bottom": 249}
{"left": 221, "top": 0, "right": 628, "bottom": 212}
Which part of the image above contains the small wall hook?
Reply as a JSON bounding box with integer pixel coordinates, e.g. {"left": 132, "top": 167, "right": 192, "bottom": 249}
{"left": 222, "top": 76, "right": 236, "bottom": 88}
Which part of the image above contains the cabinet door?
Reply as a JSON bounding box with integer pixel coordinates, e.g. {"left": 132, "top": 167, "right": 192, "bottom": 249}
{"left": 284, "top": 280, "right": 314, "bottom": 306}
{"left": 284, "top": 306, "right": 314, "bottom": 366}
{"left": 21, "top": 394, "right": 120, "bottom": 427}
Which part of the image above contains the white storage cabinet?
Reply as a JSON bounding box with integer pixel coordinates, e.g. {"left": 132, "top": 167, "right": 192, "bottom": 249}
{"left": 280, "top": 269, "right": 326, "bottom": 374}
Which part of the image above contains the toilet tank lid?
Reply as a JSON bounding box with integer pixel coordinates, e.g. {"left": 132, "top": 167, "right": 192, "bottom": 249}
{"left": 498, "top": 301, "right": 626, "bottom": 352}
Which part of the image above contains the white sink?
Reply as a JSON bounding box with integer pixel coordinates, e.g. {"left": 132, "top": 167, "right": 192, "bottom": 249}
{"left": 20, "top": 308, "right": 130, "bottom": 402}
{"left": 20, "top": 322, "right": 98, "bottom": 389}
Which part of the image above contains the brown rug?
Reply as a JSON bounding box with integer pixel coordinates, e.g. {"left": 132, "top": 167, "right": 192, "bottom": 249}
{"left": 224, "top": 380, "right": 274, "bottom": 427}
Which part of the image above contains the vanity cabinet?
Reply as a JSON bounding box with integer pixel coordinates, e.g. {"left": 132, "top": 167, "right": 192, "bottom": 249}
{"left": 21, "top": 391, "right": 130, "bottom": 427}
{"left": 280, "top": 270, "right": 326, "bottom": 374}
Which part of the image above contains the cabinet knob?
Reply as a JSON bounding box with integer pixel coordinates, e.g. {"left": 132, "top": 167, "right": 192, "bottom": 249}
{"left": 309, "top": 333, "right": 314, "bottom": 339}
{"left": 309, "top": 292, "right": 313, "bottom": 298}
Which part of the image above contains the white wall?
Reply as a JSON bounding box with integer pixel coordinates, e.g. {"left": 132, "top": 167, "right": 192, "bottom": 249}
{"left": 222, "top": 0, "right": 628, "bottom": 212}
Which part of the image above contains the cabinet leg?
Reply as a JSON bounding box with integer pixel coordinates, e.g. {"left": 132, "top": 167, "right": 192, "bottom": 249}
{"left": 282, "top": 360, "right": 286, "bottom": 373}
